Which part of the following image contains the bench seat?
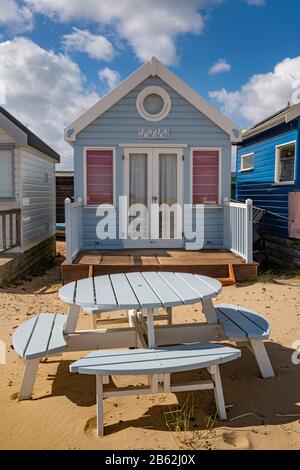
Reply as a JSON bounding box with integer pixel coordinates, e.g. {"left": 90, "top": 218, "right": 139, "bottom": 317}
{"left": 70, "top": 342, "right": 241, "bottom": 436}
{"left": 215, "top": 304, "right": 274, "bottom": 379}
{"left": 13, "top": 313, "right": 67, "bottom": 360}
{"left": 215, "top": 304, "right": 270, "bottom": 340}
{"left": 70, "top": 342, "right": 241, "bottom": 375}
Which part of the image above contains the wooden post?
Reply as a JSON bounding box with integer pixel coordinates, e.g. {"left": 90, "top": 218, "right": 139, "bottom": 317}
{"left": 245, "top": 199, "right": 253, "bottom": 263}
{"left": 65, "top": 198, "right": 73, "bottom": 264}
{"left": 16, "top": 210, "right": 21, "bottom": 246}
{"left": 2, "top": 213, "right": 6, "bottom": 250}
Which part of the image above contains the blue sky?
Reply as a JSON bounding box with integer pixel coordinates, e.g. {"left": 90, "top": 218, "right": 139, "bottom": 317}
{"left": 0, "top": 0, "right": 299, "bottom": 168}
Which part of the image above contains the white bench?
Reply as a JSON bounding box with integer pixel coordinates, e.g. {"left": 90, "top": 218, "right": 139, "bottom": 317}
{"left": 215, "top": 304, "right": 275, "bottom": 378}
{"left": 70, "top": 342, "right": 241, "bottom": 436}
{"left": 13, "top": 313, "right": 67, "bottom": 400}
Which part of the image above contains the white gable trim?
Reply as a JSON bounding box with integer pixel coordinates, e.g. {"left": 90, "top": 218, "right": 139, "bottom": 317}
{"left": 65, "top": 57, "right": 241, "bottom": 144}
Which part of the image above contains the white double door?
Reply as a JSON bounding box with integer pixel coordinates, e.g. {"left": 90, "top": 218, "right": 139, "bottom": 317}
{"left": 123, "top": 147, "right": 183, "bottom": 248}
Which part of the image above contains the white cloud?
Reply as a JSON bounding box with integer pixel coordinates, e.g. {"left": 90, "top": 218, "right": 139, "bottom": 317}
{"left": 25, "top": 0, "right": 220, "bottom": 65}
{"left": 209, "top": 57, "right": 300, "bottom": 126}
{"left": 99, "top": 67, "right": 121, "bottom": 90}
{"left": 246, "top": 0, "right": 265, "bottom": 5}
{"left": 0, "top": 37, "right": 99, "bottom": 169}
{"left": 209, "top": 58, "right": 231, "bottom": 75}
{"left": 0, "top": 0, "right": 33, "bottom": 33}
{"left": 62, "top": 27, "right": 114, "bottom": 61}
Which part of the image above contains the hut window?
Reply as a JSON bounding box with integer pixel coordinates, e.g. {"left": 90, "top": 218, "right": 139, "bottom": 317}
{"left": 136, "top": 86, "right": 171, "bottom": 122}
{"left": 240, "top": 153, "right": 254, "bottom": 171}
{"left": 86, "top": 149, "right": 114, "bottom": 205}
{"left": 192, "top": 149, "right": 219, "bottom": 205}
{"left": 0, "top": 149, "right": 13, "bottom": 199}
{"left": 275, "top": 141, "right": 296, "bottom": 184}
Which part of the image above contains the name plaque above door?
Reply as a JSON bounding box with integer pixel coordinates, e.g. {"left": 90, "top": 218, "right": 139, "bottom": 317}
{"left": 138, "top": 128, "right": 170, "bottom": 139}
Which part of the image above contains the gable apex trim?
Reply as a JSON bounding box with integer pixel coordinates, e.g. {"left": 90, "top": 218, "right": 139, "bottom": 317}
{"left": 65, "top": 57, "right": 241, "bottom": 144}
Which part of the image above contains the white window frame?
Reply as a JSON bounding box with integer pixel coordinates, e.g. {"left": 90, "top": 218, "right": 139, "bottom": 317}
{"left": 240, "top": 152, "right": 254, "bottom": 172}
{"left": 0, "top": 148, "right": 14, "bottom": 200}
{"left": 274, "top": 140, "right": 297, "bottom": 185}
{"left": 83, "top": 147, "right": 116, "bottom": 208}
{"left": 136, "top": 86, "right": 172, "bottom": 122}
{"left": 190, "top": 147, "right": 222, "bottom": 207}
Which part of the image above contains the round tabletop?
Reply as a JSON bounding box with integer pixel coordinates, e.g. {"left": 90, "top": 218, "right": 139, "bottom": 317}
{"left": 59, "top": 272, "right": 222, "bottom": 312}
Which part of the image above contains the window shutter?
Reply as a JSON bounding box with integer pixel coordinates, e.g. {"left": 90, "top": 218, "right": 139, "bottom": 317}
{"left": 192, "top": 150, "right": 219, "bottom": 204}
{"left": 86, "top": 149, "right": 113, "bottom": 205}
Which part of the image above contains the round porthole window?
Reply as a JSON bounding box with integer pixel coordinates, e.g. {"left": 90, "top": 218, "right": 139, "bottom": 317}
{"left": 136, "top": 86, "right": 171, "bottom": 122}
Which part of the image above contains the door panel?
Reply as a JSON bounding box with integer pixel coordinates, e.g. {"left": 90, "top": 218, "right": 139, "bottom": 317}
{"left": 123, "top": 148, "right": 183, "bottom": 248}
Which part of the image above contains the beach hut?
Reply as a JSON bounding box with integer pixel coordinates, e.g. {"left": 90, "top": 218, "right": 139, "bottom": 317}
{"left": 63, "top": 57, "right": 256, "bottom": 284}
{"left": 0, "top": 107, "right": 60, "bottom": 285}
{"left": 236, "top": 104, "right": 300, "bottom": 267}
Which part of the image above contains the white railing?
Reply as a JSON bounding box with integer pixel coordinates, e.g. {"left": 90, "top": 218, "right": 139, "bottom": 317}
{"left": 223, "top": 198, "right": 253, "bottom": 263}
{"left": 65, "top": 198, "right": 83, "bottom": 264}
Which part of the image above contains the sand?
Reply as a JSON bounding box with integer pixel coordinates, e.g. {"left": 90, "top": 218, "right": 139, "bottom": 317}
{"left": 0, "top": 241, "right": 300, "bottom": 450}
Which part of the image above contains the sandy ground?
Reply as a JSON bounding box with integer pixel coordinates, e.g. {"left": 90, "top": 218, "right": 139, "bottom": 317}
{"left": 0, "top": 241, "right": 300, "bottom": 450}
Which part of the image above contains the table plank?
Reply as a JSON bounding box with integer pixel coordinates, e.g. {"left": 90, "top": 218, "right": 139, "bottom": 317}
{"left": 94, "top": 275, "right": 117, "bottom": 310}
{"left": 194, "top": 275, "right": 222, "bottom": 295}
{"left": 158, "top": 272, "right": 201, "bottom": 304}
{"left": 59, "top": 281, "right": 76, "bottom": 304}
{"left": 75, "top": 277, "right": 95, "bottom": 307}
{"left": 110, "top": 273, "right": 140, "bottom": 309}
{"left": 176, "top": 273, "right": 220, "bottom": 301}
{"left": 126, "top": 272, "right": 161, "bottom": 308}
{"left": 142, "top": 272, "right": 183, "bottom": 307}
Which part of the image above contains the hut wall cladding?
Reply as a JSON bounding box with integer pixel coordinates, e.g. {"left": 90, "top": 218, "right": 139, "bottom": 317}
{"left": 56, "top": 175, "right": 74, "bottom": 223}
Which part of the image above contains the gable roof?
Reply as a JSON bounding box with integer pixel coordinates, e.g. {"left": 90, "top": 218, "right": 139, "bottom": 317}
{"left": 242, "top": 103, "right": 300, "bottom": 141}
{"left": 65, "top": 57, "right": 241, "bottom": 144}
{"left": 0, "top": 107, "right": 60, "bottom": 162}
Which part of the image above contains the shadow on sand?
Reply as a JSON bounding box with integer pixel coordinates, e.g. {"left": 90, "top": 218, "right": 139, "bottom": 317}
{"left": 31, "top": 340, "right": 300, "bottom": 436}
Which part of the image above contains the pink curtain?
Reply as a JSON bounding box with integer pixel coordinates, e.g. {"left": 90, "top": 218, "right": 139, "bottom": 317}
{"left": 86, "top": 149, "right": 113, "bottom": 205}
{"left": 193, "top": 150, "right": 219, "bottom": 204}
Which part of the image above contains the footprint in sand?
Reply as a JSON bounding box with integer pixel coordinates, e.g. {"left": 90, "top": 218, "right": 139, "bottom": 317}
{"left": 216, "top": 430, "right": 251, "bottom": 450}
{"left": 84, "top": 416, "right": 97, "bottom": 437}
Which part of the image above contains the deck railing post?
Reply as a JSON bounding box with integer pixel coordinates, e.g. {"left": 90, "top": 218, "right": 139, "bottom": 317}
{"left": 65, "top": 198, "right": 73, "bottom": 264}
{"left": 223, "top": 197, "right": 230, "bottom": 250}
{"left": 245, "top": 199, "right": 253, "bottom": 263}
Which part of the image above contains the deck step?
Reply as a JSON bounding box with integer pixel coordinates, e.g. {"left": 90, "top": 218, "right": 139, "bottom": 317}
{"left": 62, "top": 255, "right": 258, "bottom": 285}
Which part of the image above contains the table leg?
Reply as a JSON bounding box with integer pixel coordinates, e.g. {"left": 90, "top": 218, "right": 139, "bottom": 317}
{"left": 146, "top": 308, "right": 156, "bottom": 349}
{"left": 64, "top": 304, "right": 81, "bottom": 334}
{"left": 201, "top": 299, "right": 218, "bottom": 324}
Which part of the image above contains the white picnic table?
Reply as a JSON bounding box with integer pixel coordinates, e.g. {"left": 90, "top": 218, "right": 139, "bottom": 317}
{"left": 59, "top": 272, "right": 222, "bottom": 348}
{"left": 13, "top": 271, "right": 275, "bottom": 401}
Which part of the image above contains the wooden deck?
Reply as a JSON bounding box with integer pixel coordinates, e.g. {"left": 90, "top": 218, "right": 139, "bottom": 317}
{"left": 62, "top": 249, "right": 258, "bottom": 286}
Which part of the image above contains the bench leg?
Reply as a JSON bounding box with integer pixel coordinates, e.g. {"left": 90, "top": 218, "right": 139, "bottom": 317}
{"left": 18, "top": 358, "right": 40, "bottom": 400}
{"left": 202, "top": 299, "right": 218, "bottom": 324}
{"left": 209, "top": 365, "right": 227, "bottom": 420}
{"left": 96, "top": 376, "right": 104, "bottom": 436}
{"left": 128, "top": 309, "right": 136, "bottom": 327}
{"left": 166, "top": 307, "right": 172, "bottom": 326}
{"left": 64, "top": 305, "right": 81, "bottom": 334}
{"left": 146, "top": 308, "right": 156, "bottom": 349}
{"left": 249, "top": 339, "right": 275, "bottom": 379}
